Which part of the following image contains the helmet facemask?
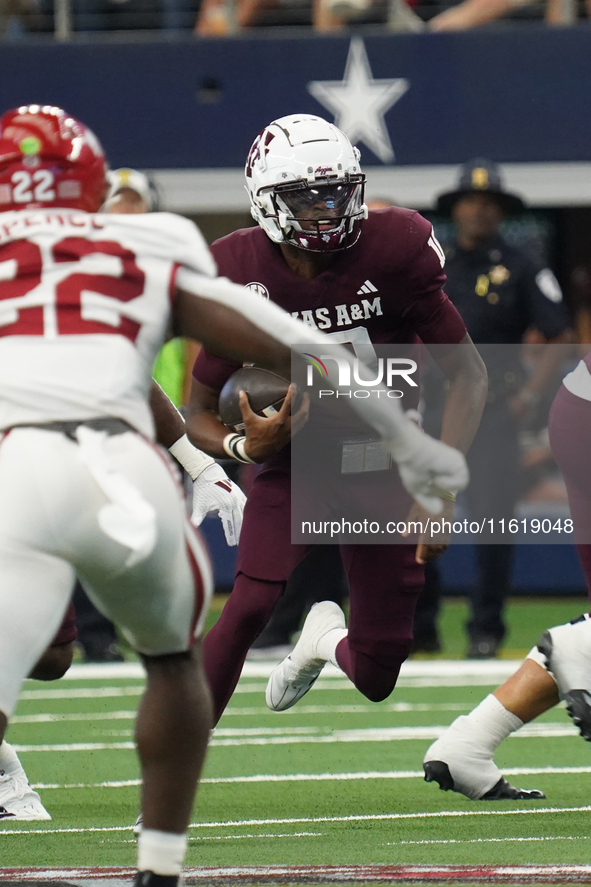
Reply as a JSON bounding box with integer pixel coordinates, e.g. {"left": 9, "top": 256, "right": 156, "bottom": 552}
{"left": 267, "top": 176, "right": 366, "bottom": 252}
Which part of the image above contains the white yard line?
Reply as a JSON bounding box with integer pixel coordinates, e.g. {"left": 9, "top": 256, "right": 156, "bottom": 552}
{"left": 12, "top": 702, "right": 473, "bottom": 722}
{"left": 25, "top": 658, "right": 524, "bottom": 689}
{"left": 12, "top": 721, "right": 578, "bottom": 753}
{"left": 32, "top": 764, "right": 591, "bottom": 791}
{"left": 389, "top": 836, "right": 589, "bottom": 846}
{"left": 2, "top": 805, "right": 591, "bottom": 837}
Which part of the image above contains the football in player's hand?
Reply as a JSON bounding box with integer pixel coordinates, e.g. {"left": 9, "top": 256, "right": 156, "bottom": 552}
{"left": 218, "top": 366, "right": 290, "bottom": 431}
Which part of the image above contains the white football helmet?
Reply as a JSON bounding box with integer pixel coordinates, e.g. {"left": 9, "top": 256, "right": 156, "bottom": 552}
{"left": 245, "top": 114, "right": 367, "bottom": 252}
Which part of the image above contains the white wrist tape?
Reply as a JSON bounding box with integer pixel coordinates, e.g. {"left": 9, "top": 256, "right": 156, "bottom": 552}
{"left": 223, "top": 433, "right": 255, "bottom": 464}
{"left": 168, "top": 434, "right": 215, "bottom": 480}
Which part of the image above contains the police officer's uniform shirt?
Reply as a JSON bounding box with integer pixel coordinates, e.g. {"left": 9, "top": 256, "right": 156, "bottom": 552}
{"left": 443, "top": 234, "right": 568, "bottom": 344}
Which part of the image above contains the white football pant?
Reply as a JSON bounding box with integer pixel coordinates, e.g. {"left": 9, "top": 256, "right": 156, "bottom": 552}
{"left": 0, "top": 426, "right": 212, "bottom": 718}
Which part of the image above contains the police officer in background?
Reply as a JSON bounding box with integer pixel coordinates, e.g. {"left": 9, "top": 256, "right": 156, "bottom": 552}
{"left": 413, "top": 158, "right": 572, "bottom": 658}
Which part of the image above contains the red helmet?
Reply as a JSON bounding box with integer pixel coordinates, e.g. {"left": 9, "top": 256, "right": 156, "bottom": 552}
{"left": 0, "top": 105, "right": 108, "bottom": 213}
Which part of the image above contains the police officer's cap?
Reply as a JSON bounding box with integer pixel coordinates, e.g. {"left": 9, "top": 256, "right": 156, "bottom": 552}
{"left": 436, "top": 158, "right": 524, "bottom": 215}
{"left": 106, "top": 168, "right": 161, "bottom": 212}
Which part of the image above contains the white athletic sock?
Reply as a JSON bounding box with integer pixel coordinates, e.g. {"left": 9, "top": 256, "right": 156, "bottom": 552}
{"left": 0, "top": 741, "right": 26, "bottom": 778}
{"left": 316, "top": 628, "right": 348, "bottom": 668}
{"left": 137, "top": 829, "right": 187, "bottom": 876}
{"left": 424, "top": 694, "right": 523, "bottom": 800}
{"left": 464, "top": 693, "right": 523, "bottom": 753}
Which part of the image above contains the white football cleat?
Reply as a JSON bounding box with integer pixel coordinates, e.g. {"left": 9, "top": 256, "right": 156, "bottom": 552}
{"left": 266, "top": 601, "right": 346, "bottom": 712}
{"left": 538, "top": 614, "right": 591, "bottom": 741}
{"left": 0, "top": 771, "right": 51, "bottom": 821}
{"left": 423, "top": 720, "right": 545, "bottom": 801}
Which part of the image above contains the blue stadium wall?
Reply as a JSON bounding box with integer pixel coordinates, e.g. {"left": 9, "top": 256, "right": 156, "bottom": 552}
{"left": 1, "top": 28, "right": 590, "bottom": 169}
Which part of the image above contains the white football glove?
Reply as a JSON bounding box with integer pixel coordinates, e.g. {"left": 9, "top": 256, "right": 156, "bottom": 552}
{"left": 191, "top": 462, "right": 246, "bottom": 546}
{"left": 388, "top": 420, "right": 469, "bottom": 515}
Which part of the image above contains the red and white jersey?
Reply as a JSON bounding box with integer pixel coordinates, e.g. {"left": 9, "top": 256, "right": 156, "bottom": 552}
{"left": 0, "top": 208, "right": 215, "bottom": 437}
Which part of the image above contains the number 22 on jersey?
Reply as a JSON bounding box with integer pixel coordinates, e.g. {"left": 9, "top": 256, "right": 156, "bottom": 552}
{"left": 0, "top": 236, "right": 145, "bottom": 341}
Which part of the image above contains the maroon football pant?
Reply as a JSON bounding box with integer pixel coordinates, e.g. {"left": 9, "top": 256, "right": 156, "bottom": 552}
{"left": 203, "top": 465, "right": 424, "bottom": 724}
{"left": 549, "top": 385, "right": 591, "bottom": 601}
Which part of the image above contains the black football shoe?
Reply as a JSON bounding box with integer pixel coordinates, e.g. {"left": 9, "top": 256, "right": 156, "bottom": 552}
{"left": 135, "top": 873, "right": 181, "bottom": 887}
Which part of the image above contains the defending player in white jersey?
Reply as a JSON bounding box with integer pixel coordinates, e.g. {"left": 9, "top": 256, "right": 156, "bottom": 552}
{"left": 0, "top": 104, "right": 468, "bottom": 881}
{"left": 0, "top": 164, "right": 246, "bottom": 824}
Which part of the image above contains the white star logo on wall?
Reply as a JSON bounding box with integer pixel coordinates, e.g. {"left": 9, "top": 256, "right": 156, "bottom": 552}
{"left": 307, "top": 37, "right": 409, "bottom": 164}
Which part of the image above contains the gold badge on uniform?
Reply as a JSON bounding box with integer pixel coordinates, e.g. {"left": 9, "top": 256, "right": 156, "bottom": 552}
{"left": 488, "top": 265, "right": 510, "bottom": 286}
{"left": 471, "top": 168, "right": 489, "bottom": 189}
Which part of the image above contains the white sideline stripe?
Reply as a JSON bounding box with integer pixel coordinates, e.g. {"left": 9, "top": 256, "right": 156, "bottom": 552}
{"left": 33, "top": 765, "right": 591, "bottom": 791}
{"left": 39, "top": 658, "right": 524, "bottom": 682}
{"left": 224, "top": 703, "right": 472, "bottom": 716}
{"left": 2, "top": 805, "right": 591, "bottom": 836}
{"left": 13, "top": 722, "right": 578, "bottom": 753}
{"left": 12, "top": 702, "right": 472, "bottom": 723}
{"left": 12, "top": 711, "right": 137, "bottom": 724}
{"left": 391, "top": 836, "right": 588, "bottom": 846}
{"left": 7, "top": 862, "right": 591, "bottom": 880}
{"left": 17, "top": 660, "right": 527, "bottom": 700}
{"left": 20, "top": 687, "right": 143, "bottom": 701}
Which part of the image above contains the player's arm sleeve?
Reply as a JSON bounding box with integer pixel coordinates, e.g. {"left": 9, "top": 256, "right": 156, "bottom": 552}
{"left": 521, "top": 262, "right": 570, "bottom": 340}
{"left": 164, "top": 213, "right": 219, "bottom": 279}
{"left": 398, "top": 215, "right": 467, "bottom": 346}
{"left": 192, "top": 347, "right": 242, "bottom": 393}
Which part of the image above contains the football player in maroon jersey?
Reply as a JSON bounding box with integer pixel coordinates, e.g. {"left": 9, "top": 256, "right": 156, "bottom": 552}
{"left": 187, "top": 113, "right": 488, "bottom": 725}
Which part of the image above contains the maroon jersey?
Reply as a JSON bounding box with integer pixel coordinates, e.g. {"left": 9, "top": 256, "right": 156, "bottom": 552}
{"left": 193, "top": 207, "right": 467, "bottom": 393}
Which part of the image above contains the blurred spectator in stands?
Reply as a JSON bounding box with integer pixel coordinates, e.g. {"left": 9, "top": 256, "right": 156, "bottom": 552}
{"left": 196, "top": 0, "right": 588, "bottom": 35}
{"left": 0, "top": 0, "right": 42, "bottom": 34}
{"left": 427, "top": 0, "right": 582, "bottom": 30}
{"left": 195, "top": 0, "right": 425, "bottom": 33}
{"left": 413, "top": 158, "right": 572, "bottom": 659}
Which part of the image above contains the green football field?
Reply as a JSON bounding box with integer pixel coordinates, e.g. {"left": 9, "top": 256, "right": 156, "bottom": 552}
{"left": 2, "top": 597, "right": 591, "bottom": 876}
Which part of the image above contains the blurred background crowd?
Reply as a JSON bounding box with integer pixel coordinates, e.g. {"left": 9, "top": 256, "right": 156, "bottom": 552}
{"left": 1, "top": 0, "right": 588, "bottom": 40}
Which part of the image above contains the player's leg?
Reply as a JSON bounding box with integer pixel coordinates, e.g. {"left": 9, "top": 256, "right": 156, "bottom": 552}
{"left": 423, "top": 652, "right": 552, "bottom": 800}
{"left": 0, "top": 554, "right": 73, "bottom": 820}
{"left": 0, "top": 601, "right": 78, "bottom": 820}
{"left": 425, "top": 386, "right": 591, "bottom": 799}
{"left": 334, "top": 544, "right": 423, "bottom": 700}
{"left": 72, "top": 430, "right": 214, "bottom": 881}
{"left": 266, "top": 544, "right": 422, "bottom": 711}
{"left": 135, "top": 643, "right": 212, "bottom": 839}
{"left": 465, "top": 401, "right": 519, "bottom": 658}
{"left": 538, "top": 386, "right": 591, "bottom": 737}
{"left": 249, "top": 546, "right": 347, "bottom": 658}
{"left": 204, "top": 467, "right": 308, "bottom": 722}
{"left": 0, "top": 431, "right": 80, "bottom": 821}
